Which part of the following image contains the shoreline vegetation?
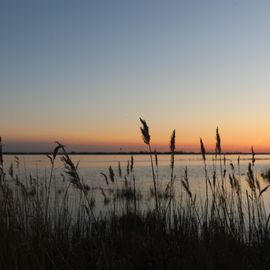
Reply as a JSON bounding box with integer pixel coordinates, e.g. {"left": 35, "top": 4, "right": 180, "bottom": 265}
{"left": 1, "top": 120, "right": 270, "bottom": 269}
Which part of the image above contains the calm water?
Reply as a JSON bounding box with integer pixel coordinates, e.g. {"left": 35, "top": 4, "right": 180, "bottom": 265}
{"left": 3, "top": 154, "right": 270, "bottom": 210}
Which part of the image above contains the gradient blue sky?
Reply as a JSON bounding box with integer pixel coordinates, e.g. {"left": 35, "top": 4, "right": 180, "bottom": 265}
{"left": 1, "top": 0, "right": 270, "bottom": 152}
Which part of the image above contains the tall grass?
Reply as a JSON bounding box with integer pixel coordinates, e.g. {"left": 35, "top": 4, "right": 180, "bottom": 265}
{"left": 139, "top": 117, "right": 159, "bottom": 209}
{"left": 1, "top": 120, "right": 270, "bottom": 269}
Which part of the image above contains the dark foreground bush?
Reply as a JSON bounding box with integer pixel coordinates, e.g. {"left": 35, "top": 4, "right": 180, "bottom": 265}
{"left": 1, "top": 210, "right": 270, "bottom": 270}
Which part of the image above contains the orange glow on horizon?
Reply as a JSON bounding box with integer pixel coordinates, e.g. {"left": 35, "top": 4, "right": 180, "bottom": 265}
{"left": 4, "top": 136, "right": 270, "bottom": 153}
{"left": 3, "top": 120, "right": 270, "bottom": 152}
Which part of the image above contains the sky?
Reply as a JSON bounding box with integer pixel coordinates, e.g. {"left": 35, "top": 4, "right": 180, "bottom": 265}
{"left": 1, "top": 0, "right": 270, "bottom": 152}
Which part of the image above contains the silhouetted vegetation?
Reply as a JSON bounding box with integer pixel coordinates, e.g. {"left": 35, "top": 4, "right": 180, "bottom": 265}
{"left": 1, "top": 121, "right": 270, "bottom": 269}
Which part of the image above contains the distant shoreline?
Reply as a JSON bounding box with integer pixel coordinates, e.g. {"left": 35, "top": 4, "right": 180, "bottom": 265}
{"left": 3, "top": 151, "right": 270, "bottom": 155}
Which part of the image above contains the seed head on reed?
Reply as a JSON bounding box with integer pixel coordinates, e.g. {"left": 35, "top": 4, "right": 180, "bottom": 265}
{"left": 140, "top": 118, "right": 150, "bottom": 145}
{"left": 181, "top": 167, "right": 192, "bottom": 198}
{"left": 170, "top": 130, "right": 176, "bottom": 170}
{"left": 130, "top": 156, "right": 134, "bottom": 173}
{"left": 215, "top": 127, "right": 221, "bottom": 156}
{"left": 126, "top": 160, "right": 130, "bottom": 176}
{"left": 62, "top": 155, "right": 81, "bottom": 188}
{"left": 251, "top": 146, "right": 255, "bottom": 166}
{"left": 223, "top": 168, "right": 227, "bottom": 178}
{"left": 54, "top": 141, "right": 65, "bottom": 159}
{"left": 8, "top": 163, "right": 13, "bottom": 178}
{"left": 170, "top": 130, "right": 176, "bottom": 153}
{"left": 118, "top": 161, "right": 122, "bottom": 178}
{"left": 213, "top": 170, "right": 216, "bottom": 188}
{"left": 15, "top": 156, "right": 19, "bottom": 168}
{"left": 247, "top": 163, "right": 255, "bottom": 192}
{"left": 139, "top": 118, "right": 158, "bottom": 209}
{"left": 46, "top": 154, "right": 53, "bottom": 165}
{"left": 59, "top": 143, "right": 90, "bottom": 191}
{"left": 109, "top": 166, "right": 115, "bottom": 183}
{"left": 100, "top": 187, "right": 110, "bottom": 204}
{"left": 229, "top": 173, "right": 240, "bottom": 192}
{"left": 229, "top": 174, "right": 234, "bottom": 189}
{"left": 200, "top": 138, "right": 206, "bottom": 161}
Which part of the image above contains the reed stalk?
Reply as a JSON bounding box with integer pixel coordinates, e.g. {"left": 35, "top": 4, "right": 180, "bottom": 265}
{"left": 139, "top": 118, "right": 158, "bottom": 210}
{"left": 200, "top": 138, "right": 208, "bottom": 222}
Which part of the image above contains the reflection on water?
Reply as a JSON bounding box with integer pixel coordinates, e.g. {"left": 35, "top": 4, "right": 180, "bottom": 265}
{"left": 3, "top": 154, "right": 270, "bottom": 210}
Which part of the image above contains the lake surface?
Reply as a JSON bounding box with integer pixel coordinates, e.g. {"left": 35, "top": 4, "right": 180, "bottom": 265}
{"left": 3, "top": 154, "right": 270, "bottom": 211}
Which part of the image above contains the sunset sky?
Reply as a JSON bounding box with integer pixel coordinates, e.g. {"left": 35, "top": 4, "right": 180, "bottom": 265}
{"left": 2, "top": 1, "right": 270, "bottom": 152}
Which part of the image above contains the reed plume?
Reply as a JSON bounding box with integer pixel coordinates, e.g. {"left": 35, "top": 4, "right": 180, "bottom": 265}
{"left": 200, "top": 138, "right": 206, "bottom": 161}
{"left": 181, "top": 166, "right": 192, "bottom": 198}
{"left": 215, "top": 127, "right": 221, "bottom": 156}
{"left": 139, "top": 118, "right": 158, "bottom": 209}
{"left": 251, "top": 146, "right": 255, "bottom": 166}
{"left": 215, "top": 127, "right": 225, "bottom": 190}
{"left": 45, "top": 142, "right": 64, "bottom": 223}
{"left": 130, "top": 155, "right": 134, "bottom": 173}
{"left": 170, "top": 130, "right": 175, "bottom": 169}
{"left": 118, "top": 161, "right": 122, "bottom": 178}
{"left": 140, "top": 117, "right": 150, "bottom": 145}
{"left": 200, "top": 137, "right": 208, "bottom": 221}
{"left": 126, "top": 160, "right": 130, "bottom": 176}
{"left": 168, "top": 130, "right": 176, "bottom": 217}
{"left": 109, "top": 166, "right": 115, "bottom": 183}
{"left": 58, "top": 143, "right": 90, "bottom": 191}
{"left": 247, "top": 163, "right": 255, "bottom": 192}
{"left": 8, "top": 163, "right": 13, "bottom": 178}
{"left": 170, "top": 130, "right": 176, "bottom": 152}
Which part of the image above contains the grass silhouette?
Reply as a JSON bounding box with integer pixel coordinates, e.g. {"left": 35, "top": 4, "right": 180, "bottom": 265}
{"left": 0, "top": 120, "right": 270, "bottom": 269}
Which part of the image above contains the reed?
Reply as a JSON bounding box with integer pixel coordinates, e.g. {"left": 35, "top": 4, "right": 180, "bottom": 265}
{"left": 1, "top": 122, "right": 270, "bottom": 269}
{"left": 139, "top": 117, "right": 158, "bottom": 209}
{"left": 168, "top": 130, "right": 175, "bottom": 219}
{"left": 200, "top": 138, "right": 209, "bottom": 221}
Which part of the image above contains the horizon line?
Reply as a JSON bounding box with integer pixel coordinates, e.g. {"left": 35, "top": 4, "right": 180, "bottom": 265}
{"left": 2, "top": 151, "right": 270, "bottom": 155}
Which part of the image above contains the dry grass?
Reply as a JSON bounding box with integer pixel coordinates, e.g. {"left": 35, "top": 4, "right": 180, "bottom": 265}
{"left": 0, "top": 120, "right": 270, "bottom": 269}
